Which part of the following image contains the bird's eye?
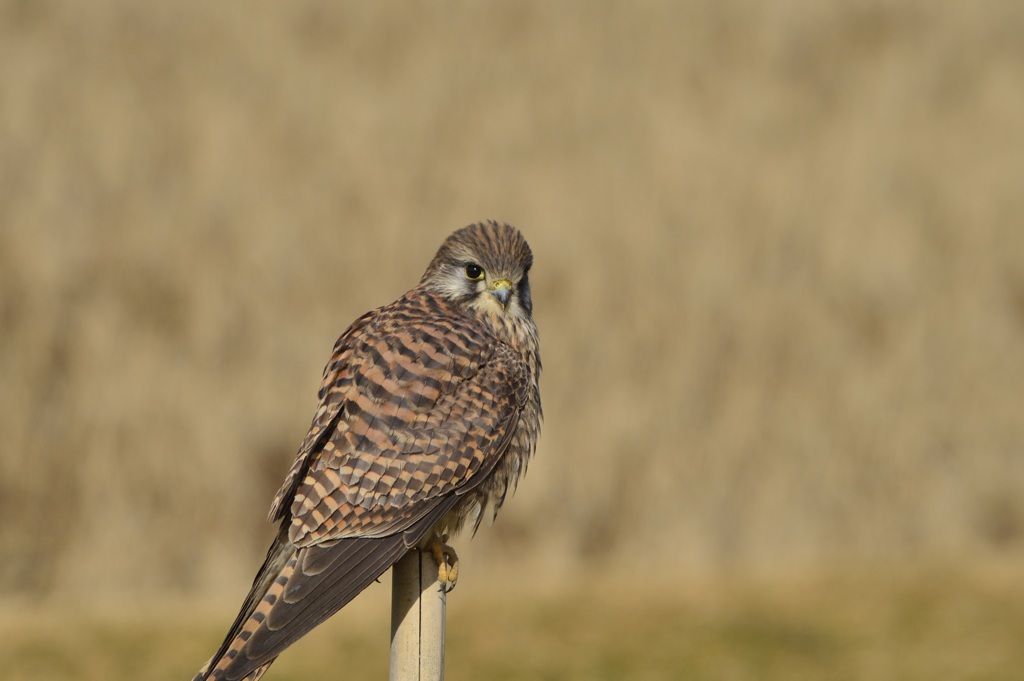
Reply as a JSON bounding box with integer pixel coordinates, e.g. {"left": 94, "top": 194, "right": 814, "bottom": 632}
{"left": 465, "top": 263, "right": 485, "bottom": 280}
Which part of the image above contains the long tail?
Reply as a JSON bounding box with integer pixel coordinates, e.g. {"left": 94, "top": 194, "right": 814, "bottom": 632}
{"left": 194, "top": 526, "right": 295, "bottom": 681}
{"left": 195, "top": 658, "right": 273, "bottom": 681}
{"left": 194, "top": 497, "right": 461, "bottom": 681}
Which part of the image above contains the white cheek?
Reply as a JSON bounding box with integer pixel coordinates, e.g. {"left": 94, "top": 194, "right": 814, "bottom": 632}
{"left": 435, "top": 275, "right": 474, "bottom": 301}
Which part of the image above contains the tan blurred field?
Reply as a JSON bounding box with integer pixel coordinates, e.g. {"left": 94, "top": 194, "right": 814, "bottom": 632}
{"left": 2, "top": 0, "right": 1024, "bottom": 678}
{"left": 3, "top": 569, "right": 1024, "bottom": 681}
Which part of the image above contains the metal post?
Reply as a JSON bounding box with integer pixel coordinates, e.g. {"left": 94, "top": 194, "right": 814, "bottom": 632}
{"left": 389, "top": 548, "right": 446, "bottom": 681}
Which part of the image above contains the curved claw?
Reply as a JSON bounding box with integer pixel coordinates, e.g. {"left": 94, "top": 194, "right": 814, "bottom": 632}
{"left": 429, "top": 539, "right": 460, "bottom": 593}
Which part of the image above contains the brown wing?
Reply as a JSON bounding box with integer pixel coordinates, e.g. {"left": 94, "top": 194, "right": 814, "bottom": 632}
{"left": 276, "top": 300, "right": 528, "bottom": 545}
{"left": 267, "top": 307, "right": 377, "bottom": 526}
{"left": 198, "top": 296, "right": 529, "bottom": 681}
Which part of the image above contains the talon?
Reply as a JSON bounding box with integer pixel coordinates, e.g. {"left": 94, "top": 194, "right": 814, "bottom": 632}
{"left": 429, "top": 537, "right": 459, "bottom": 593}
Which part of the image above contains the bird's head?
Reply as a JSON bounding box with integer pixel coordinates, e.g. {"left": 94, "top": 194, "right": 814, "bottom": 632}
{"left": 421, "top": 221, "right": 534, "bottom": 323}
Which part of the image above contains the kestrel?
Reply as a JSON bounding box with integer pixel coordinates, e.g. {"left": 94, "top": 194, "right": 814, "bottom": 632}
{"left": 194, "top": 221, "right": 542, "bottom": 681}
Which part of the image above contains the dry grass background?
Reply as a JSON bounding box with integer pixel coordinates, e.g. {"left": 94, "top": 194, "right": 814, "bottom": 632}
{"left": 2, "top": 0, "right": 1024, "bottom": 678}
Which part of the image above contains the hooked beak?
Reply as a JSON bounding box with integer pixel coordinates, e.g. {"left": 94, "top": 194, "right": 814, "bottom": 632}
{"left": 489, "top": 279, "right": 512, "bottom": 308}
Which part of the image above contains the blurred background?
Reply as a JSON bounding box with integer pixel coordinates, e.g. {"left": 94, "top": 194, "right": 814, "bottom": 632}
{"left": 2, "top": 1, "right": 1023, "bottom": 679}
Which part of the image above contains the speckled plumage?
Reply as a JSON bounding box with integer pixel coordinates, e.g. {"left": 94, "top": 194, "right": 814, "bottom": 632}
{"left": 194, "top": 222, "right": 542, "bottom": 681}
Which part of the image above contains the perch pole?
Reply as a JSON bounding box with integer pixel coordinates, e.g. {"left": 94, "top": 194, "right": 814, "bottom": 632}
{"left": 389, "top": 548, "right": 445, "bottom": 681}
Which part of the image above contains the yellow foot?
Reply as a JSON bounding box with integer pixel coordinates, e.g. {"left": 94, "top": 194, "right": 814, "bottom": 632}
{"left": 429, "top": 538, "right": 459, "bottom": 593}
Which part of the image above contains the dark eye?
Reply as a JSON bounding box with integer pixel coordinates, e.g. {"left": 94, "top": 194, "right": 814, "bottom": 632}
{"left": 465, "top": 263, "right": 484, "bottom": 280}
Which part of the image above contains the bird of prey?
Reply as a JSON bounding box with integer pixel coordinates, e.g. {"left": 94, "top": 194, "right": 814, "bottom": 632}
{"left": 194, "top": 221, "right": 542, "bottom": 681}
